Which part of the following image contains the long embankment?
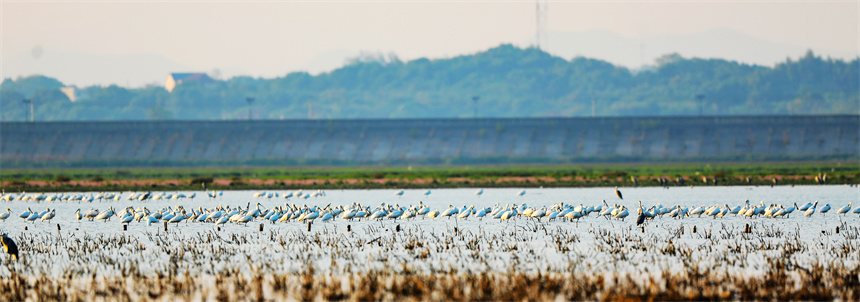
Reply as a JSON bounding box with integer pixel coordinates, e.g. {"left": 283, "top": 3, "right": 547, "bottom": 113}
{"left": 1, "top": 115, "right": 858, "bottom": 168}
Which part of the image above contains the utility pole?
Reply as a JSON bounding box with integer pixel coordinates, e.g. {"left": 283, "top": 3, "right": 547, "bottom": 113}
{"left": 246, "top": 97, "right": 255, "bottom": 120}
{"left": 535, "top": 0, "right": 546, "bottom": 50}
{"left": 472, "top": 96, "right": 479, "bottom": 118}
{"left": 22, "top": 98, "right": 33, "bottom": 122}
{"left": 535, "top": 0, "right": 541, "bottom": 49}
{"left": 246, "top": 97, "right": 254, "bottom": 121}
{"left": 591, "top": 94, "right": 596, "bottom": 118}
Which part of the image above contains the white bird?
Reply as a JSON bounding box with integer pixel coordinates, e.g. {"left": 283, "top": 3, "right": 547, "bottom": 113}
{"left": 18, "top": 208, "right": 32, "bottom": 219}
{"left": 820, "top": 203, "right": 831, "bottom": 214}
{"left": 340, "top": 209, "right": 356, "bottom": 220}
{"left": 783, "top": 203, "right": 796, "bottom": 217}
{"left": 268, "top": 209, "right": 282, "bottom": 222}
{"left": 440, "top": 206, "right": 457, "bottom": 218}
{"left": 529, "top": 207, "right": 546, "bottom": 220}
{"left": 475, "top": 189, "right": 483, "bottom": 196}
{"left": 424, "top": 190, "right": 431, "bottom": 196}
{"left": 458, "top": 206, "right": 475, "bottom": 219}
{"left": 395, "top": 190, "right": 404, "bottom": 197}
{"left": 235, "top": 214, "right": 253, "bottom": 225}
{"left": 837, "top": 202, "right": 852, "bottom": 215}
{"left": 169, "top": 212, "right": 186, "bottom": 223}
{"left": 387, "top": 208, "right": 404, "bottom": 220}
{"left": 0, "top": 209, "right": 11, "bottom": 221}
{"left": 84, "top": 209, "right": 99, "bottom": 221}
{"left": 689, "top": 206, "right": 705, "bottom": 216}
{"left": 804, "top": 201, "right": 818, "bottom": 217}
{"left": 145, "top": 215, "right": 159, "bottom": 226}
{"left": 475, "top": 208, "right": 489, "bottom": 219}
{"left": 27, "top": 212, "right": 40, "bottom": 222}
{"left": 707, "top": 206, "right": 722, "bottom": 218}
{"left": 416, "top": 206, "right": 430, "bottom": 216}
{"left": 401, "top": 208, "right": 415, "bottom": 219}
{"left": 40, "top": 209, "right": 55, "bottom": 221}
{"left": 614, "top": 187, "right": 623, "bottom": 200}
{"left": 95, "top": 207, "right": 115, "bottom": 222}
{"left": 517, "top": 190, "right": 526, "bottom": 196}
{"left": 500, "top": 209, "right": 517, "bottom": 220}
{"left": 614, "top": 206, "right": 629, "bottom": 220}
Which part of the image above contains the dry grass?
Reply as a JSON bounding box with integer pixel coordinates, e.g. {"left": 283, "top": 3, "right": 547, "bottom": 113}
{"left": 0, "top": 221, "right": 857, "bottom": 301}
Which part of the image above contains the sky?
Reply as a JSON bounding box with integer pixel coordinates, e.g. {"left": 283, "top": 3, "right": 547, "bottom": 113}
{"left": 2, "top": 1, "right": 858, "bottom": 87}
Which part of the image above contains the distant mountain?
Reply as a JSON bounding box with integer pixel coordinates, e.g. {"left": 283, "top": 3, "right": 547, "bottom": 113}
{"left": 539, "top": 28, "right": 858, "bottom": 69}
{"left": 264, "top": 28, "right": 860, "bottom": 78}
{"left": 297, "top": 49, "right": 364, "bottom": 75}
{"left": 2, "top": 49, "right": 191, "bottom": 88}
{"left": 1, "top": 44, "right": 857, "bottom": 122}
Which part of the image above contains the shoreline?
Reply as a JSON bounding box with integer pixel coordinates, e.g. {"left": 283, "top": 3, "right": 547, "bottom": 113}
{"left": 2, "top": 174, "right": 857, "bottom": 192}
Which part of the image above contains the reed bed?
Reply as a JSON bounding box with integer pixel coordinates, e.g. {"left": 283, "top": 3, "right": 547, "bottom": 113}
{"left": 1, "top": 219, "right": 857, "bottom": 301}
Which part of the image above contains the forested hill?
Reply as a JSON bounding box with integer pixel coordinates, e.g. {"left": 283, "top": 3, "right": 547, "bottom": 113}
{"left": 1, "top": 45, "right": 857, "bottom": 121}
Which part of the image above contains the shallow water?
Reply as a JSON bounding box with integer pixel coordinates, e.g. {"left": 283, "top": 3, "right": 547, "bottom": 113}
{"left": 0, "top": 185, "right": 858, "bottom": 300}
{"left": 2, "top": 185, "right": 856, "bottom": 237}
{"left": 0, "top": 185, "right": 858, "bottom": 275}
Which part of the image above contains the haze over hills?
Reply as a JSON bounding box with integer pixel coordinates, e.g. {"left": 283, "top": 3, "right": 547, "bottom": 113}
{"left": 540, "top": 28, "right": 858, "bottom": 71}
{"left": 3, "top": 50, "right": 190, "bottom": 88}
{"left": 3, "top": 28, "right": 856, "bottom": 88}
{"left": 1, "top": 43, "right": 857, "bottom": 122}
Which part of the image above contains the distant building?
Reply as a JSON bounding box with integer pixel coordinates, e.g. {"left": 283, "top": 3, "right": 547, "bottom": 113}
{"left": 165, "top": 73, "right": 214, "bottom": 92}
{"left": 59, "top": 86, "right": 86, "bottom": 102}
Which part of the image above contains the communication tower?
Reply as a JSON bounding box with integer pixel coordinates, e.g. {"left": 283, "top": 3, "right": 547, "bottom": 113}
{"left": 535, "top": 0, "right": 548, "bottom": 49}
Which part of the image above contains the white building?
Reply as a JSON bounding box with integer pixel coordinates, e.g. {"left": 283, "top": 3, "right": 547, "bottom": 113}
{"left": 165, "top": 73, "right": 215, "bottom": 92}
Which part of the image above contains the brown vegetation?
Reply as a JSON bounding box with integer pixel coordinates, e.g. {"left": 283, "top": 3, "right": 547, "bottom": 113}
{"left": 0, "top": 221, "right": 857, "bottom": 301}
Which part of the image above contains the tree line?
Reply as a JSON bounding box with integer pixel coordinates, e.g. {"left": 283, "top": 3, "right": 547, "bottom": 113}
{"left": 1, "top": 45, "right": 857, "bottom": 122}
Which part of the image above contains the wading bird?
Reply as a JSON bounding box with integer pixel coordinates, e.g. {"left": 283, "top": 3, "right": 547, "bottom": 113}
{"left": 820, "top": 203, "right": 831, "bottom": 215}
{"left": 1, "top": 233, "right": 18, "bottom": 261}
{"left": 615, "top": 187, "right": 623, "bottom": 200}
{"left": 837, "top": 203, "right": 852, "bottom": 215}
{"left": 804, "top": 201, "right": 818, "bottom": 217}
{"left": 636, "top": 211, "right": 646, "bottom": 226}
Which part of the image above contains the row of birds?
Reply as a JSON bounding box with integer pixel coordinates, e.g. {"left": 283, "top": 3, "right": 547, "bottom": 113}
{"left": 251, "top": 189, "right": 523, "bottom": 198}
{"left": 0, "top": 187, "right": 676, "bottom": 208}
{"left": 0, "top": 191, "right": 202, "bottom": 202}
{"left": 2, "top": 199, "right": 857, "bottom": 226}
{"left": 667, "top": 200, "right": 857, "bottom": 219}
{"left": 392, "top": 189, "right": 525, "bottom": 197}
{"left": 0, "top": 189, "right": 329, "bottom": 203}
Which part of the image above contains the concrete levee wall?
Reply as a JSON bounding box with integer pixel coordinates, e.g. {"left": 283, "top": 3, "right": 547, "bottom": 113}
{"left": 1, "top": 115, "right": 857, "bottom": 167}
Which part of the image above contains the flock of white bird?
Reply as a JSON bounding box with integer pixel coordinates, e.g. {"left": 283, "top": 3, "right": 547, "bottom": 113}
{"left": 0, "top": 191, "right": 198, "bottom": 202}
{"left": 1, "top": 188, "right": 857, "bottom": 226}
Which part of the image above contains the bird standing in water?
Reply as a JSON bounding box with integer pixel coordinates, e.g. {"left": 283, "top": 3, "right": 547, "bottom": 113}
{"left": 615, "top": 187, "right": 623, "bottom": 200}
{"left": 1, "top": 233, "right": 18, "bottom": 261}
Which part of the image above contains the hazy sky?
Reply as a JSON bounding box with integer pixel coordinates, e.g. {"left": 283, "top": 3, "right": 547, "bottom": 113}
{"left": 2, "top": 1, "right": 858, "bottom": 87}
